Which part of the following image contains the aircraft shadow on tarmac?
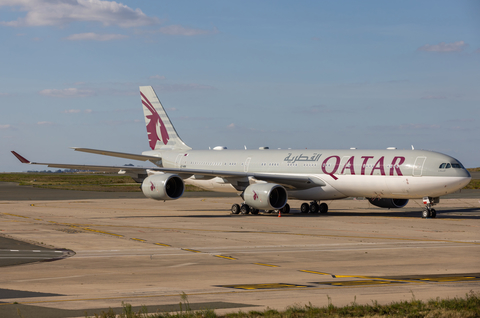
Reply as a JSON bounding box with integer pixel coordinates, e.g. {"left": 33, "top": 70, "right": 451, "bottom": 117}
{"left": 111, "top": 207, "right": 480, "bottom": 219}
{"left": 280, "top": 208, "right": 480, "bottom": 219}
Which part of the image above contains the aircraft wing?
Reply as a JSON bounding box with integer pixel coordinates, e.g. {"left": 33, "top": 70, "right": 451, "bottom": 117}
{"left": 72, "top": 148, "right": 161, "bottom": 163}
{"left": 250, "top": 173, "right": 326, "bottom": 189}
{"left": 11, "top": 151, "right": 149, "bottom": 174}
{"left": 131, "top": 167, "right": 326, "bottom": 190}
{"left": 12, "top": 152, "right": 326, "bottom": 190}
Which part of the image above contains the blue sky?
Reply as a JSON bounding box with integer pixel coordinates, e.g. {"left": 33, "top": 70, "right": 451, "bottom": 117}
{"left": 1, "top": 0, "right": 479, "bottom": 172}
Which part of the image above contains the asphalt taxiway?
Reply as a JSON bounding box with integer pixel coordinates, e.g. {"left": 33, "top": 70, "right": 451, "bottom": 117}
{"left": 0, "top": 184, "right": 479, "bottom": 317}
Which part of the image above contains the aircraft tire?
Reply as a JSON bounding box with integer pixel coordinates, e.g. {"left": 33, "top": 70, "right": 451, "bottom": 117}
{"left": 231, "top": 204, "right": 240, "bottom": 214}
{"left": 309, "top": 203, "right": 319, "bottom": 213}
{"left": 240, "top": 204, "right": 250, "bottom": 215}
{"left": 300, "top": 203, "right": 309, "bottom": 213}
{"left": 319, "top": 203, "right": 328, "bottom": 213}
{"left": 431, "top": 209, "right": 436, "bottom": 218}
{"left": 422, "top": 208, "right": 429, "bottom": 218}
{"left": 251, "top": 208, "right": 259, "bottom": 215}
{"left": 281, "top": 204, "right": 290, "bottom": 214}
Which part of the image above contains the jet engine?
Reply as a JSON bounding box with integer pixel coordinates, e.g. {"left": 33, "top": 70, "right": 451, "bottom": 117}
{"left": 141, "top": 174, "right": 184, "bottom": 200}
{"left": 367, "top": 198, "right": 409, "bottom": 209}
{"left": 243, "top": 183, "right": 287, "bottom": 210}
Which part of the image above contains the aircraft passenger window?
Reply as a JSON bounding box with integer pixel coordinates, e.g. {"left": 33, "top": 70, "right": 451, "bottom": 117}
{"left": 446, "top": 163, "right": 451, "bottom": 169}
{"left": 439, "top": 163, "right": 446, "bottom": 169}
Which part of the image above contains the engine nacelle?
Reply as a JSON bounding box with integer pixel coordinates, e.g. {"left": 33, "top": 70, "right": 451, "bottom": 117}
{"left": 244, "top": 183, "right": 287, "bottom": 210}
{"left": 367, "top": 198, "right": 409, "bottom": 209}
{"left": 142, "top": 174, "right": 184, "bottom": 200}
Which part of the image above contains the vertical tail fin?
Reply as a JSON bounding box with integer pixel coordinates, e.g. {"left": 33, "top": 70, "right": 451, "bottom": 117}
{"left": 140, "top": 86, "right": 191, "bottom": 151}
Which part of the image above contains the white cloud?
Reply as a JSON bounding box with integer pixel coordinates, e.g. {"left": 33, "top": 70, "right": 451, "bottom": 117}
{"left": 417, "top": 41, "right": 468, "bottom": 52}
{"left": 40, "top": 88, "right": 94, "bottom": 98}
{"left": 227, "top": 123, "right": 236, "bottom": 129}
{"left": 154, "top": 83, "right": 215, "bottom": 92}
{"left": 0, "top": 0, "right": 159, "bottom": 28}
{"left": 64, "top": 32, "right": 128, "bottom": 41}
{"left": 37, "top": 121, "right": 53, "bottom": 125}
{"left": 0, "top": 124, "right": 13, "bottom": 129}
{"left": 299, "top": 105, "right": 346, "bottom": 115}
{"left": 374, "top": 123, "right": 441, "bottom": 131}
{"left": 61, "top": 109, "right": 93, "bottom": 114}
{"left": 156, "top": 25, "right": 219, "bottom": 36}
{"left": 150, "top": 75, "right": 166, "bottom": 80}
{"left": 0, "top": 92, "right": 9, "bottom": 97}
{"left": 399, "top": 124, "right": 441, "bottom": 130}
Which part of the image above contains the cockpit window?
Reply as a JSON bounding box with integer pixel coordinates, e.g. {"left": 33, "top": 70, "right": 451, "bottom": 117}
{"left": 439, "top": 162, "right": 464, "bottom": 169}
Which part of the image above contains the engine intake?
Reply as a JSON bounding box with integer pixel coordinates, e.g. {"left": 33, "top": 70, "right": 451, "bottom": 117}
{"left": 244, "top": 183, "right": 287, "bottom": 210}
{"left": 142, "top": 174, "right": 184, "bottom": 200}
{"left": 367, "top": 198, "right": 409, "bottom": 209}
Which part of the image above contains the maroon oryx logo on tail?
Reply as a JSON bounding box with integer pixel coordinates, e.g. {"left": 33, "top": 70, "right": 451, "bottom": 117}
{"left": 141, "top": 92, "right": 170, "bottom": 150}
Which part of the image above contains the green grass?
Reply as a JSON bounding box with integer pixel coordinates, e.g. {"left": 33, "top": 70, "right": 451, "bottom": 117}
{"left": 0, "top": 173, "right": 141, "bottom": 192}
{"left": 464, "top": 179, "right": 480, "bottom": 190}
{"left": 0, "top": 173, "right": 208, "bottom": 192}
{"left": 84, "top": 291, "right": 480, "bottom": 318}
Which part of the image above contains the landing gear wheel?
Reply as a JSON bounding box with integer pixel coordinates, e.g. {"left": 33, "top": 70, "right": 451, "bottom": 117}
{"left": 251, "top": 208, "right": 259, "bottom": 215}
{"left": 300, "top": 203, "right": 309, "bottom": 214}
{"left": 319, "top": 203, "right": 328, "bottom": 214}
{"left": 309, "top": 202, "right": 319, "bottom": 213}
{"left": 240, "top": 204, "right": 250, "bottom": 215}
{"left": 280, "top": 204, "right": 290, "bottom": 214}
{"left": 231, "top": 204, "right": 240, "bottom": 214}
{"left": 430, "top": 209, "right": 436, "bottom": 218}
{"left": 422, "top": 208, "right": 429, "bottom": 218}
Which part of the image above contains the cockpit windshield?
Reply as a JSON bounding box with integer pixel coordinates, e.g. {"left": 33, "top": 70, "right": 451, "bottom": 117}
{"left": 439, "top": 162, "right": 464, "bottom": 169}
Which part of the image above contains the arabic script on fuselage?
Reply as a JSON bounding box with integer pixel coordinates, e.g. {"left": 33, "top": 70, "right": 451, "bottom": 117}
{"left": 284, "top": 153, "right": 321, "bottom": 163}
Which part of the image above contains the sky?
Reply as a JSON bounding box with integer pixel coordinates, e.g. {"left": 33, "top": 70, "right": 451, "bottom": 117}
{"left": 1, "top": 0, "right": 479, "bottom": 172}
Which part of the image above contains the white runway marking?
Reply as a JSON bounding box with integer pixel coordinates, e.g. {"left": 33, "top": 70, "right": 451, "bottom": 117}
{"left": 169, "top": 263, "right": 197, "bottom": 268}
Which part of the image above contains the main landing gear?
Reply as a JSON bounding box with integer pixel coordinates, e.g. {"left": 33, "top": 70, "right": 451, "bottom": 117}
{"left": 422, "top": 196, "right": 438, "bottom": 218}
{"left": 300, "top": 201, "right": 328, "bottom": 214}
{"left": 231, "top": 201, "right": 329, "bottom": 215}
{"left": 231, "top": 203, "right": 260, "bottom": 215}
{"left": 231, "top": 203, "right": 290, "bottom": 215}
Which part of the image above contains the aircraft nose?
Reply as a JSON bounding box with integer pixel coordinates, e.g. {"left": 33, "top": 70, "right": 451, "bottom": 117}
{"left": 459, "top": 168, "right": 471, "bottom": 178}
{"left": 458, "top": 170, "right": 472, "bottom": 188}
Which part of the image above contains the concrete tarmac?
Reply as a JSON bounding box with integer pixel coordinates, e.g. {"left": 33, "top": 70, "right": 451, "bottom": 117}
{"left": 0, "top": 184, "right": 479, "bottom": 317}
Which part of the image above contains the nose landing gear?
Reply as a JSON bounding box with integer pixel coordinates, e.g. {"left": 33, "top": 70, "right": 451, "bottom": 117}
{"left": 422, "top": 197, "right": 438, "bottom": 218}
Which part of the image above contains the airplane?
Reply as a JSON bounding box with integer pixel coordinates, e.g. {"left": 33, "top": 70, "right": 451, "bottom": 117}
{"left": 12, "top": 86, "right": 471, "bottom": 219}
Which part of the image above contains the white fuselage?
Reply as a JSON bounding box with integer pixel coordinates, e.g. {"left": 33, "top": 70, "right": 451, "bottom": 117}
{"left": 142, "top": 148, "right": 471, "bottom": 201}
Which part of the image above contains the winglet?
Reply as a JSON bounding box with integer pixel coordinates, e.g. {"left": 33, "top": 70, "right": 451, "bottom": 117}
{"left": 11, "top": 151, "right": 31, "bottom": 164}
